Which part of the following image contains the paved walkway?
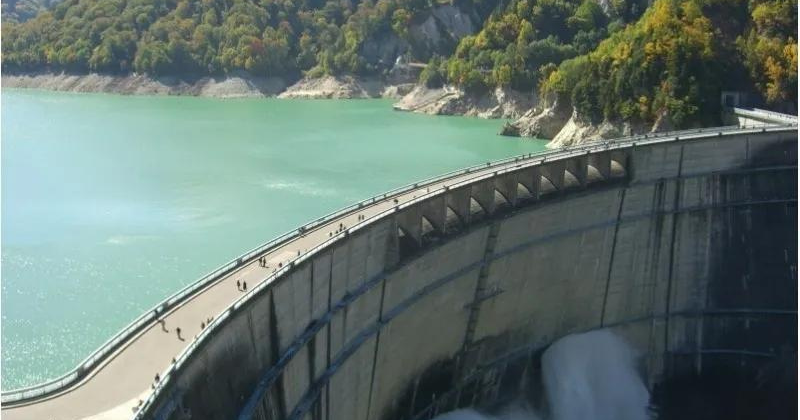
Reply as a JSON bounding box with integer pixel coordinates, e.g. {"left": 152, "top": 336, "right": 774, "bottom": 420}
{"left": 1, "top": 154, "right": 539, "bottom": 420}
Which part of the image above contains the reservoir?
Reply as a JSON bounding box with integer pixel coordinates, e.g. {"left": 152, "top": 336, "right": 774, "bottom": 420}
{"left": 0, "top": 90, "right": 546, "bottom": 390}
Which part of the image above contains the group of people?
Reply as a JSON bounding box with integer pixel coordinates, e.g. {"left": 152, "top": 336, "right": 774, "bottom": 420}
{"left": 258, "top": 256, "right": 268, "bottom": 268}
{"left": 237, "top": 280, "right": 248, "bottom": 291}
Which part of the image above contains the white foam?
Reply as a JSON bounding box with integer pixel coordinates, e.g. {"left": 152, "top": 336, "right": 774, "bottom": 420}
{"left": 432, "top": 329, "right": 650, "bottom": 420}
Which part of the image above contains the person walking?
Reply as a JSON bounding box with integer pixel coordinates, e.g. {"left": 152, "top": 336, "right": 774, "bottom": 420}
{"left": 201, "top": 322, "right": 205, "bottom": 329}
{"left": 237, "top": 280, "right": 241, "bottom": 290}
{"left": 243, "top": 281, "right": 248, "bottom": 291}
{"left": 176, "top": 327, "right": 182, "bottom": 340}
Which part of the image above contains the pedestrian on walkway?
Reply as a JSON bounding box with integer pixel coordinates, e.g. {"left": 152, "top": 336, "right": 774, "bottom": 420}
{"left": 176, "top": 327, "right": 182, "bottom": 340}
{"left": 201, "top": 322, "right": 205, "bottom": 329}
{"left": 155, "top": 373, "right": 160, "bottom": 382}
{"left": 159, "top": 319, "right": 167, "bottom": 332}
{"left": 237, "top": 280, "right": 241, "bottom": 290}
{"left": 243, "top": 281, "right": 248, "bottom": 291}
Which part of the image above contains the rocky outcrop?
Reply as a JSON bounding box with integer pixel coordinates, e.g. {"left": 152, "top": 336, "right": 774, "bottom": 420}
{"left": 500, "top": 95, "right": 571, "bottom": 138}
{"left": 408, "top": 5, "right": 477, "bottom": 54}
{"left": 1, "top": 71, "right": 286, "bottom": 97}
{"left": 381, "top": 83, "right": 416, "bottom": 99}
{"left": 502, "top": 91, "right": 677, "bottom": 147}
{"left": 393, "top": 85, "right": 535, "bottom": 119}
{"left": 546, "top": 109, "right": 671, "bottom": 148}
{"left": 547, "top": 111, "right": 624, "bottom": 148}
{"left": 358, "top": 4, "right": 480, "bottom": 72}
{"left": 278, "top": 75, "right": 386, "bottom": 99}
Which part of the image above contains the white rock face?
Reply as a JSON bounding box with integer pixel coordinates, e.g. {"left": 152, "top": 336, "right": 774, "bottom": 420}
{"left": 547, "top": 110, "right": 623, "bottom": 148}
{"left": 408, "top": 4, "right": 478, "bottom": 53}
{"left": 500, "top": 96, "right": 570, "bottom": 138}
{"left": 277, "top": 76, "right": 384, "bottom": 99}
{"left": 431, "top": 5, "right": 476, "bottom": 40}
{"left": 394, "top": 86, "right": 534, "bottom": 119}
{"left": 2, "top": 72, "right": 286, "bottom": 97}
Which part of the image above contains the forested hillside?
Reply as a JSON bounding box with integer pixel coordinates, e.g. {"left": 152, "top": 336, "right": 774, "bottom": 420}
{"left": 418, "top": 0, "right": 649, "bottom": 91}
{"left": 537, "top": 0, "right": 797, "bottom": 126}
{"left": 422, "top": 0, "right": 795, "bottom": 127}
{"left": 1, "top": 0, "right": 494, "bottom": 76}
{"left": 2, "top": 0, "right": 796, "bottom": 127}
{"left": 1, "top": 0, "right": 61, "bottom": 22}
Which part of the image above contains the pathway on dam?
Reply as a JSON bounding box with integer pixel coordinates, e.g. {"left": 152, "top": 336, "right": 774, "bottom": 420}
{"left": 1, "top": 148, "right": 549, "bottom": 420}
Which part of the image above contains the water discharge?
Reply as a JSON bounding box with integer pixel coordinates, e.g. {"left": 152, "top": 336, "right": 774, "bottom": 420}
{"left": 433, "top": 330, "right": 650, "bottom": 420}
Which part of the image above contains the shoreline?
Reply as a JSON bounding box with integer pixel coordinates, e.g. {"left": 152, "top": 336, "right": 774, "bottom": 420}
{"left": 2, "top": 72, "right": 288, "bottom": 98}
{"left": 1, "top": 72, "right": 417, "bottom": 100}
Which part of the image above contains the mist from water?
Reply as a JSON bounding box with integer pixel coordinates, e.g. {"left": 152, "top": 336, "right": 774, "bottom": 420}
{"left": 433, "top": 329, "right": 650, "bottom": 420}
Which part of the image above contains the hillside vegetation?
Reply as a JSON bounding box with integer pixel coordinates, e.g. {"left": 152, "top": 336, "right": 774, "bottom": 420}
{"left": 2, "top": 0, "right": 796, "bottom": 128}
{"left": 1, "top": 0, "right": 492, "bottom": 76}
{"left": 422, "top": 0, "right": 795, "bottom": 128}
{"left": 418, "top": 0, "right": 649, "bottom": 92}
{"left": 538, "top": 0, "right": 796, "bottom": 126}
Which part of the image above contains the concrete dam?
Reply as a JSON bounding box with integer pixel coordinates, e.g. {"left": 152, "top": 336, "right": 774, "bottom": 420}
{"left": 2, "top": 122, "right": 797, "bottom": 420}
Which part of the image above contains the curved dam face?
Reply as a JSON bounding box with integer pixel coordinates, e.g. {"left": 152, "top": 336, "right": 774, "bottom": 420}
{"left": 143, "top": 129, "right": 797, "bottom": 420}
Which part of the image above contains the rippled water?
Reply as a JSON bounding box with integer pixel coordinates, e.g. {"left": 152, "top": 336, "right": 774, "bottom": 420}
{"left": 1, "top": 89, "right": 547, "bottom": 389}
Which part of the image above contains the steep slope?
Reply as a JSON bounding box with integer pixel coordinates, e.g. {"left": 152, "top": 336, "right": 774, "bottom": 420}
{"left": 504, "top": 0, "right": 797, "bottom": 145}
{"left": 1, "top": 0, "right": 492, "bottom": 81}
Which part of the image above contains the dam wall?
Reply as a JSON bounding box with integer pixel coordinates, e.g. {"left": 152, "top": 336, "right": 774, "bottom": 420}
{"left": 141, "top": 128, "right": 797, "bottom": 420}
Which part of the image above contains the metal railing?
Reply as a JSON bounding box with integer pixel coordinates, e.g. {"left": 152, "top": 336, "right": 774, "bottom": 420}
{"left": 132, "top": 124, "right": 797, "bottom": 420}
{"left": 4, "top": 123, "right": 796, "bottom": 407}
{"left": 732, "top": 107, "right": 799, "bottom": 123}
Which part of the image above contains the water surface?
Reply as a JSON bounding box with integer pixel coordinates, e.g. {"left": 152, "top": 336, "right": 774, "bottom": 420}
{"left": 1, "top": 90, "right": 547, "bottom": 389}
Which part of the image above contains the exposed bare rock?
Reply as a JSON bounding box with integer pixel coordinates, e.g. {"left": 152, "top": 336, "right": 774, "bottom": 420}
{"left": 650, "top": 109, "right": 675, "bottom": 133}
{"left": 381, "top": 83, "right": 416, "bottom": 99}
{"left": 407, "top": 5, "right": 477, "bottom": 55}
{"left": 2, "top": 72, "right": 286, "bottom": 97}
{"left": 393, "top": 85, "right": 534, "bottom": 119}
{"left": 546, "top": 109, "right": 671, "bottom": 148}
{"left": 500, "top": 95, "right": 570, "bottom": 138}
{"left": 547, "top": 110, "right": 623, "bottom": 148}
{"left": 277, "top": 75, "right": 384, "bottom": 99}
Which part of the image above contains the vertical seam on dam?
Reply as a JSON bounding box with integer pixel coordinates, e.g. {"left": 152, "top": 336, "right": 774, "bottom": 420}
{"left": 325, "top": 251, "right": 333, "bottom": 420}
{"left": 663, "top": 144, "right": 685, "bottom": 359}
{"left": 600, "top": 188, "right": 627, "bottom": 327}
{"left": 462, "top": 222, "right": 501, "bottom": 350}
{"left": 365, "top": 278, "right": 388, "bottom": 420}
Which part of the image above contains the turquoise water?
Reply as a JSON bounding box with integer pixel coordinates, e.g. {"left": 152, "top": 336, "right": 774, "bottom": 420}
{"left": 0, "top": 89, "right": 547, "bottom": 389}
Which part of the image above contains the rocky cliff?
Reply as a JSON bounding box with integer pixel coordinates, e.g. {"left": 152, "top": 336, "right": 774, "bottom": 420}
{"left": 2, "top": 72, "right": 287, "bottom": 98}
{"left": 393, "top": 85, "right": 535, "bottom": 119}
{"left": 500, "top": 91, "right": 677, "bottom": 147}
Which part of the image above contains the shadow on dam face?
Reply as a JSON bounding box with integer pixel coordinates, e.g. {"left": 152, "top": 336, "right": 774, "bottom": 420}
{"left": 142, "top": 131, "right": 797, "bottom": 420}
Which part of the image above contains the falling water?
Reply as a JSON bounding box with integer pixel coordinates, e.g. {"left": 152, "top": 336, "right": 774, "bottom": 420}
{"left": 432, "top": 329, "right": 650, "bottom": 420}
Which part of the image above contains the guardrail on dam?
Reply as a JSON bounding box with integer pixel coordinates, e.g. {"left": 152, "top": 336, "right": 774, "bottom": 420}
{"left": 132, "top": 124, "right": 796, "bottom": 420}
